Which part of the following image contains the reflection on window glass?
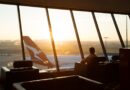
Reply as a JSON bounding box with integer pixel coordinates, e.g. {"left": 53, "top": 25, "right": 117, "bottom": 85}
{"left": 0, "top": 4, "right": 22, "bottom": 68}
{"left": 48, "top": 9, "right": 81, "bottom": 70}
{"left": 73, "top": 11, "right": 104, "bottom": 57}
{"left": 95, "top": 13, "right": 122, "bottom": 59}
{"left": 20, "top": 6, "right": 56, "bottom": 70}
{"left": 114, "top": 14, "right": 130, "bottom": 47}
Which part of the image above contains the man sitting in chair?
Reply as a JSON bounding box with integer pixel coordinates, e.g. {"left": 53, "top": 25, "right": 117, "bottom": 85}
{"left": 81, "top": 47, "right": 98, "bottom": 66}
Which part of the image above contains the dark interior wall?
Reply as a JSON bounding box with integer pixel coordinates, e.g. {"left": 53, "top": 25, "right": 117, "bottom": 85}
{"left": 0, "top": 0, "right": 130, "bottom": 14}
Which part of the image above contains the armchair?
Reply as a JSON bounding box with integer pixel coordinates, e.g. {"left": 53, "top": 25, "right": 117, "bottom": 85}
{"left": 1, "top": 60, "right": 39, "bottom": 90}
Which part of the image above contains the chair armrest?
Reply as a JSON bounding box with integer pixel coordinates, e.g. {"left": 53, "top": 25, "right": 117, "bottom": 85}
{"left": 1, "top": 66, "right": 10, "bottom": 72}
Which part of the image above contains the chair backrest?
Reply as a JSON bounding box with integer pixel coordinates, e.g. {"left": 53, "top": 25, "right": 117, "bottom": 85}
{"left": 112, "top": 55, "right": 119, "bottom": 61}
{"left": 96, "top": 57, "right": 106, "bottom": 62}
{"left": 13, "top": 61, "right": 33, "bottom": 68}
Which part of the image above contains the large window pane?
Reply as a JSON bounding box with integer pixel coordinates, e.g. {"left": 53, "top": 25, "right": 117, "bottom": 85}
{"left": 95, "top": 13, "right": 122, "bottom": 59}
{"left": 114, "top": 14, "right": 130, "bottom": 47}
{"left": 48, "top": 9, "right": 81, "bottom": 70}
{"left": 128, "top": 16, "right": 130, "bottom": 46}
{"left": 20, "top": 6, "right": 56, "bottom": 71}
{"left": 0, "top": 4, "right": 22, "bottom": 68}
{"left": 73, "top": 11, "right": 104, "bottom": 57}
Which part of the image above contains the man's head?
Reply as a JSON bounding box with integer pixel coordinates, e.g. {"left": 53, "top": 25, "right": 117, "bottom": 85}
{"left": 89, "top": 47, "right": 95, "bottom": 54}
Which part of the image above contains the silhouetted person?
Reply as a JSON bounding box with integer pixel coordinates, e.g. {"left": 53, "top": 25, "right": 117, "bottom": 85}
{"left": 81, "top": 47, "right": 98, "bottom": 66}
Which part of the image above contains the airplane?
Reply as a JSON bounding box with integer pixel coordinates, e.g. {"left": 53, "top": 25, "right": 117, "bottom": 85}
{"left": 23, "top": 36, "right": 54, "bottom": 68}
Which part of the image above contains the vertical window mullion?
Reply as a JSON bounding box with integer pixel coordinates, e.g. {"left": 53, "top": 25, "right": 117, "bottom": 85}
{"left": 70, "top": 10, "right": 84, "bottom": 60}
{"left": 45, "top": 8, "right": 60, "bottom": 72}
{"left": 111, "top": 13, "right": 125, "bottom": 48}
{"left": 17, "top": 5, "right": 25, "bottom": 60}
{"left": 92, "top": 12, "right": 108, "bottom": 60}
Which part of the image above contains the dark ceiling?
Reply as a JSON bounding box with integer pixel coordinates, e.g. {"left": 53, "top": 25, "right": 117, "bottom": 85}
{"left": 0, "top": 0, "right": 130, "bottom": 14}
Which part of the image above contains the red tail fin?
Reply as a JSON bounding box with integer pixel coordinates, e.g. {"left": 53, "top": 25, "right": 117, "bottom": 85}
{"left": 23, "top": 36, "right": 54, "bottom": 68}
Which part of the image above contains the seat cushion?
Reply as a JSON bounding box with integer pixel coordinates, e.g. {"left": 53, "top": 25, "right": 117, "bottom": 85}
{"left": 14, "top": 75, "right": 103, "bottom": 90}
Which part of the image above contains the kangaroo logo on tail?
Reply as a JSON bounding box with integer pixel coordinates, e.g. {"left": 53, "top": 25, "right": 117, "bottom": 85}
{"left": 23, "top": 36, "right": 54, "bottom": 68}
